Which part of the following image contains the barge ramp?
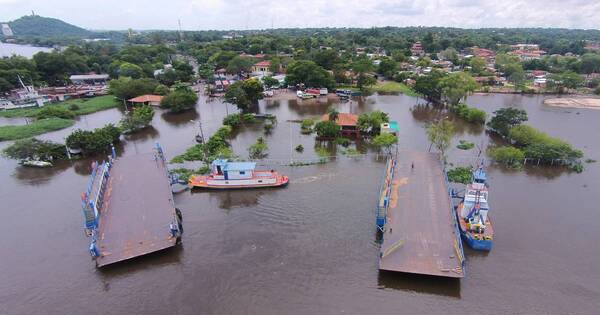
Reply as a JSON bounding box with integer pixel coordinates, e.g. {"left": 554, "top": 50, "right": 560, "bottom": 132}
{"left": 378, "top": 151, "right": 464, "bottom": 278}
{"left": 80, "top": 144, "right": 182, "bottom": 267}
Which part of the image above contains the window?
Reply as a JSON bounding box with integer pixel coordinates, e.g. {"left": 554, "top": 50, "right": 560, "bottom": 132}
{"left": 239, "top": 171, "right": 245, "bottom": 175}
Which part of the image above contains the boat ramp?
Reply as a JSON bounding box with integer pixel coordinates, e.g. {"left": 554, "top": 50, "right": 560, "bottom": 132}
{"left": 80, "top": 144, "right": 182, "bottom": 267}
{"left": 376, "top": 151, "right": 465, "bottom": 278}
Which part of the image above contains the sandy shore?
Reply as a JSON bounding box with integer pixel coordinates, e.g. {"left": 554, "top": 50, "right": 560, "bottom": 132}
{"left": 544, "top": 98, "right": 600, "bottom": 109}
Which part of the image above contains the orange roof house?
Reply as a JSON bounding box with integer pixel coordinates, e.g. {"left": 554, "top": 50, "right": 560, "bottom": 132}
{"left": 321, "top": 113, "right": 360, "bottom": 136}
{"left": 252, "top": 60, "right": 271, "bottom": 74}
{"left": 128, "top": 94, "right": 163, "bottom": 106}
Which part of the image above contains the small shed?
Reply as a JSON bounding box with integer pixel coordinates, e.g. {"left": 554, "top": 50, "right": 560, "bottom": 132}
{"left": 321, "top": 113, "right": 360, "bottom": 136}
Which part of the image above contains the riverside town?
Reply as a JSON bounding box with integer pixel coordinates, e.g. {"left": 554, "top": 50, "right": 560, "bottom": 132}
{"left": 1, "top": 3, "right": 599, "bottom": 314}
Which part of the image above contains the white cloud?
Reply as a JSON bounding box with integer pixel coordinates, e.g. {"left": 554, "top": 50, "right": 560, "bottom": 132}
{"left": 0, "top": 0, "right": 599, "bottom": 30}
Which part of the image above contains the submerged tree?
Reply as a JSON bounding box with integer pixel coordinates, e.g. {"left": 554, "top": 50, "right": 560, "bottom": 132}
{"left": 426, "top": 119, "right": 455, "bottom": 164}
{"left": 248, "top": 137, "right": 268, "bottom": 159}
{"left": 487, "top": 107, "right": 528, "bottom": 137}
{"left": 224, "top": 79, "right": 264, "bottom": 111}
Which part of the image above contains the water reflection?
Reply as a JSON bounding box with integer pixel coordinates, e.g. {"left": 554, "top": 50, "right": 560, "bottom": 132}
{"left": 97, "top": 246, "right": 183, "bottom": 279}
{"left": 12, "top": 160, "right": 72, "bottom": 185}
{"left": 377, "top": 271, "right": 461, "bottom": 298}
{"left": 123, "top": 126, "right": 160, "bottom": 141}
{"left": 410, "top": 103, "right": 446, "bottom": 123}
{"left": 161, "top": 109, "right": 199, "bottom": 127}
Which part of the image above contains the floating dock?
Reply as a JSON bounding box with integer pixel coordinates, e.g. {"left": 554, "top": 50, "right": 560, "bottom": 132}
{"left": 377, "top": 151, "right": 465, "bottom": 278}
{"left": 80, "top": 145, "right": 182, "bottom": 267}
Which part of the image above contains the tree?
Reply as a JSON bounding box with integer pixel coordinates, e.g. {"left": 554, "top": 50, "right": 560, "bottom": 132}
{"left": 311, "top": 49, "right": 339, "bottom": 70}
{"left": 262, "top": 76, "right": 279, "bottom": 88}
{"left": 580, "top": 53, "right": 600, "bottom": 74}
{"left": 469, "top": 57, "right": 487, "bottom": 75}
{"left": 226, "top": 56, "right": 254, "bottom": 75}
{"left": 2, "top": 138, "right": 66, "bottom": 161}
{"left": 357, "top": 74, "right": 376, "bottom": 90}
{"left": 109, "top": 77, "right": 158, "bottom": 100}
{"left": 488, "top": 146, "right": 525, "bottom": 168}
{"left": 426, "top": 119, "right": 455, "bottom": 163}
{"left": 314, "top": 121, "right": 340, "bottom": 138}
{"left": 66, "top": 124, "right": 121, "bottom": 155}
{"left": 357, "top": 110, "right": 389, "bottom": 135}
{"left": 160, "top": 88, "right": 198, "bottom": 113}
{"left": 378, "top": 58, "right": 398, "bottom": 78}
{"left": 224, "top": 79, "right": 264, "bottom": 111}
{"left": 120, "top": 105, "right": 154, "bottom": 133}
{"left": 326, "top": 106, "right": 339, "bottom": 122}
{"left": 119, "top": 62, "right": 144, "bottom": 78}
{"left": 285, "top": 60, "right": 335, "bottom": 89}
{"left": 487, "top": 107, "right": 528, "bottom": 137}
{"left": 439, "top": 72, "right": 478, "bottom": 105}
{"left": 154, "top": 84, "right": 170, "bottom": 95}
{"left": 414, "top": 70, "right": 447, "bottom": 103}
{"left": 548, "top": 71, "right": 584, "bottom": 93}
{"left": 372, "top": 133, "right": 398, "bottom": 153}
{"left": 508, "top": 67, "right": 527, "bottom": 91}
{"left": 439, "top": 47, "right": 458, "bottom": 63}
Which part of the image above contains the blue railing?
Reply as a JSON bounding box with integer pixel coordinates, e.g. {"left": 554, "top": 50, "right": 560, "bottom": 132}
{"left": 376, "top": 157, "right": 396, "bottom": 231}
{"left": 443, "top": 164, "right": 466, "bottom": 270}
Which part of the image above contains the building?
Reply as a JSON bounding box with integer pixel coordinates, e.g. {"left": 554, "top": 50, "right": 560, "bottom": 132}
{"left": 510, "top": 44, "right": 540, "bottom": 51}
{"left": 510, "top": 50, "right": 546, "bottom": 61}
{"left": 585, "top": 43, "right": 600, "bottom": 52}
{"left": 69, "top": 74, "right": 109, "bottom": 85}
{"left": 1, "top": 23, "right": 13, "bottom": 37}
{"left": 127, "top": 94, "right": 163, "bottom": 106}
{"left": 411, "top": 42, "right": 425, "bottom": 56}
{"left": 252, "top": 60, "right": 271, "bottom": 75}
{"left": 469, "top": 46, "right": 496, "bottom": 61}
{"left": 321, "top": 113, "right": 360, "bottom": 137}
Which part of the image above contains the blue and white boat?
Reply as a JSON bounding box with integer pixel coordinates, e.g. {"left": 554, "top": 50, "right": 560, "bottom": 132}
{"left": 456, "top": 168, "right": 494, "bottom": 251}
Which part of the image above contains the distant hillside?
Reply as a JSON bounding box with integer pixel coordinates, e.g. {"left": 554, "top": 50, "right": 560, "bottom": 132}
{"left": 7, "top": 15, "right": 92, "bottom": 37}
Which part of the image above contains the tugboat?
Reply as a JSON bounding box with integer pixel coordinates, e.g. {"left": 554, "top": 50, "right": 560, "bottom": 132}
{"left": 189, "top": 159, "right": 289, "bottom": 189}
{"left": 456, "top": 168, "right": 494, "bottom": 251}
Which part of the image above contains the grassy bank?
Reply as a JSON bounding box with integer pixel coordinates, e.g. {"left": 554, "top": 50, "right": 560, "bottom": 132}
{"left": 371, "top": 81, "right": 419, "bottom": 96}
{"left": 0, "top": 95, "right": 119, "bottom": 118}
{"left": 0, "top": 118, "right": 75, "bottom": 141}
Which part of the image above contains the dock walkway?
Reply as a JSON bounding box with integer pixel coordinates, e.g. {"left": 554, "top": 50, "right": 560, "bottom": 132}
{"left": 379, "top": 151, "right": 464, "bottom": 278}
{"left": 81, "top": 146, "right": 182, "bottom": 267}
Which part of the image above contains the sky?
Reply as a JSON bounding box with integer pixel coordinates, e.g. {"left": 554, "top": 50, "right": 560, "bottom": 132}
{"left": 1, "top": 0, "right": 600, "bottom": 31}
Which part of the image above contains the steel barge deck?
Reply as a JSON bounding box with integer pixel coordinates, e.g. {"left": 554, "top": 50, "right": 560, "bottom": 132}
{"left": 378, "top": 151, "right": 464, "bottom": 278}
{"left": 81, "top": 145, "right": 182, "bottom": 267}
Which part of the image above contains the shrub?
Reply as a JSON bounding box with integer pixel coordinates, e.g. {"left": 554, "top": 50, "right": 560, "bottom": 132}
{"left": 2, "top": 138, "right": 66, "bottom": 161}
{"left": 69, "top": 104, "right": 80, "bottom": 111}
{"left": 508, "top": 124, "right": 583, "bottom": 164}
{"left": 264, "top": 123, "right": 274, "bottom": 134}
{"left": 447, "top": 167, "right": 473, "bottom": 184}
{"left": 295, "top": 144, "right": 304, "bottom": 152}
{"left": 457, "top": 140, "right": 475, "bottom": 150}
{"left": 372, "top": 133, "right": 398, "bottom": 152}
{"left": 357, "top": 110, "right": 389, "bottom": 135}
{"left": 242, "top": 113, "right": 257, "bottom": 123}
{"left": 334, "top": 137, "right": 351, "bottom": 147}
{"left": 300, "top": 119, "right": 314, "bottom": 134}
{"left": 160, "top": 89, "right": 198, "bottom": 113}
{"left": 222, "top": 113, "right": 242, "bottom": 127}
{"left": 451, "top": 103, "right": 486, "bottom": 124}
{"left": 488, "top": 146, "right": 525, "bottom": 168}
{"left": 120, "top": 105, "right": 154, "bottom": 133}
{"left": 487, "top": 107, "right": 528, "bottom": 137}
{"left": 36, "top": 106, "right": 76, "bottom": 120}
{"left": 248, "top": 137, "right": 268, "bottom": 159}
{"left": 65, "top": 124, "right": 121, "bottom": 155}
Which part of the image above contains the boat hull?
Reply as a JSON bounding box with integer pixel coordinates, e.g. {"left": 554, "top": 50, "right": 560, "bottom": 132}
{"left": 189, "top": 174, "right": 289, "bottom": 190}
{"left": 460, "top": 231, "right": 493, "bottom": 251}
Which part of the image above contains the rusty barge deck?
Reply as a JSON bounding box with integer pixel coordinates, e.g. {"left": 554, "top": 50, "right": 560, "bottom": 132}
{"left": 378, "top": 151, "right": 464, "bottom": 278}
{"left": 81, "top": 145, "right": 182, "bottom": 267}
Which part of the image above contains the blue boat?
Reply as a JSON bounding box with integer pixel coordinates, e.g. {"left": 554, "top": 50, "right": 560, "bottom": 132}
{"left": 456, "top": 167, "right": 494, "bottom": 251}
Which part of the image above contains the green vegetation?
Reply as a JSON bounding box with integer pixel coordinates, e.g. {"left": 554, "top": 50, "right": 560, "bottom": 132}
{"left": 457, "top": 140, "right": 475, "bottom": 150}
{"left": 314, "top": 121, "right": 340, "bottom": 138}
{"left": 372, "top": 133, "right": 398, "bottom": 153}
{"left": 439, "top": 72, "right": 479, "bottom": 105}
{"left": 170, "top": 166, "right": 210, "bottom": 181}
{"left": 357, "top": 110, "right": 389, "bottom": 135}
{"left": 315, "top": 146, "right": 330, "bottom": 158}
{"left": 334, "top": 137, "right": 351, "bottom": 147}
{"left": 7, "top": 15, "right": 91, "bottom": 38}
{"left": 371, "top": 81, "right": 418, "bottom": 96}
{"left": 109, "top": 77, "right": 159, "bottom": 100}
{"left": 224, "top": 79, "right": 264, "bottom": 111}
{"left": 450, "top": 103, "right": 486, "bottom": 124}
{"left": 262, "top": 76, "right": 280, "bottom": 88}
{"left": 285, "top": 60, "right": 335, "bottom": 89}
{"left": 508, "top": 125, "right": 583, "bottom": 165}
{"left": 300, "top": 119, "right": 314, "bottom": 134}
{"left": 248, "top": 137, "right": 268, "bottom": 159}
{"left": 488, "top": 146, "right": 525, "bottom": 169}
{"left": 65, "top": 124, "right": 121, "bottom": 155}
{"left": 160, "top": 88, "right": 198, "bottom": 113}
{"left": 0, "top": 95, "right": 118, "bottom": 118}
{"left": 2, "top": 138, "right": 67, "bottom": 161}
{"left": 0, "top": 118, "right": 74, "bottom": 141}
{"left": 413, "top": 70, "right": 447, "bottom": 103}
{"left": 222, "top": 113, "right": 242, "bottom": 127}
{"left": 487, "top": 108, "right": 528, "bottom": 137}
{"left": 447, "top": 167, "right": 473, "bottom": 184}
{"left": 342, "top": 148, "right": 361, "bottom": 156}
{"left": 35, "top": 106, "right": 76, "bottom": 120}
{"left": 120, "top": 105, "right": 154, "bottom": 133}
{"left": 171, "top": 126, "right": 233, "bottom": 163}
{"left": 426, "top": 119, "right": 455, "bottom": 163}
{"left": 295, "top": 144, "right": 304, "bottom": 152}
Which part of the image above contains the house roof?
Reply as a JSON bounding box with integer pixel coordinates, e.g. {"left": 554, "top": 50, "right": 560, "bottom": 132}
{"left": 70, "top": 74, "right": 109, "bottom": 80}
{"left": 128, "top": 94, "right": 163, "bottom": 103}
{"left": 254, "top": 60, "right": 271, "bottom": 67}
{"left": 321, "top": 113, "right": 359, "bottom": 126}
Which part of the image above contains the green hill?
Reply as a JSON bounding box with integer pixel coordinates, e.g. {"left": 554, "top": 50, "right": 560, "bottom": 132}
{"left": 7, "top": 15, "right": 92, "bottom": 37}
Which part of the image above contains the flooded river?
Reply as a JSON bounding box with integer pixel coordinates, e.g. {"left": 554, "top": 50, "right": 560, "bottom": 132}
{"left": 0, "top": 90, "right": 599, "bottom": 314}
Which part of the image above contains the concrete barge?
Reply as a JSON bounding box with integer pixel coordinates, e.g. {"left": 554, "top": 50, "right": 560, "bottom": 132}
{"left": 80, "top": 145, "right": 182, "bottom": 267}
{"left": 378, "top": 151, "right": 465, "bottom": 278}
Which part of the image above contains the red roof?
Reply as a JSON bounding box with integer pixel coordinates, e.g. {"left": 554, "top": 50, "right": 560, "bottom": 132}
{"left": 128, "top": 94, "right": 163, "bottom": 103}
{"left": 321, "top": 113, "right": 359, "bottom": 127}
{"left": 254, "top": 60, "right": 271, "bottom": 67}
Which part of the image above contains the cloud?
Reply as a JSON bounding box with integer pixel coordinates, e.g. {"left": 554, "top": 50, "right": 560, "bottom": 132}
{"left": 0, "top": 0, "right": 599, "bottom": 30}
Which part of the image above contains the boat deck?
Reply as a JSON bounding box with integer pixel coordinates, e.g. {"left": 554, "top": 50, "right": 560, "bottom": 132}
{"left": 95, "top": 153, "right": 178, "bottom": 267}
{"left": 379, "top": 151, "right": 464, "bottom": 278}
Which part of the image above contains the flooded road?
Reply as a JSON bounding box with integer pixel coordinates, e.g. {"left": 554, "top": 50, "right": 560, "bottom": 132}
{"left": 1, "top": 90, "right": 599, "bottom": 314}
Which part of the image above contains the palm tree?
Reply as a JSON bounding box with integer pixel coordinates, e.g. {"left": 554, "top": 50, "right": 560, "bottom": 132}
{"left": 327, "top": 106, "right": 339, "bottom": 122}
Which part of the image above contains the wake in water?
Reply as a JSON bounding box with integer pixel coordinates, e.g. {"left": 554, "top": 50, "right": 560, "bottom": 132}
{"left": 291, "top": 173, "right": 337, "bottom": 184}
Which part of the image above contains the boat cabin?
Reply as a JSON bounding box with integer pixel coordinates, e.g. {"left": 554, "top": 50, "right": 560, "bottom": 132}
{"left": 211, "top": 159, "right": 256, "bottom": 180}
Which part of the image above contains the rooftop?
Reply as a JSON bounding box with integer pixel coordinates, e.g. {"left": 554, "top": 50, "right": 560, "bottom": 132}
{"left": 321, "top": 113, "right": 359, "bottom": 126}
{"left": 128, "top": 94, "right": 163, "bottom": 103}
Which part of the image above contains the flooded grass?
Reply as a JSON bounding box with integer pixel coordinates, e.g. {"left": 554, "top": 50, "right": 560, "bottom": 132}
{"left": 0, "top": 117, "right": 74, "bottom": 141}
{"left": 0, "top": 95, "right": 119, "bottom": 118}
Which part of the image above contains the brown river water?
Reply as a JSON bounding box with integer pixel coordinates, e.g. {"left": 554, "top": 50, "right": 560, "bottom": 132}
{"left": 1, "top": 90, "right": 599, "bottom": 314}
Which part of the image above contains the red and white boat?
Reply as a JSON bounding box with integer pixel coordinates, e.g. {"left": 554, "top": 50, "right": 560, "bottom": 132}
{"left": 189, "top": 159, "right": 289, "bottom": 189}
